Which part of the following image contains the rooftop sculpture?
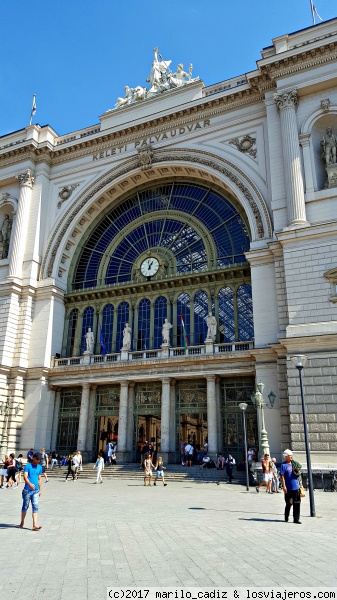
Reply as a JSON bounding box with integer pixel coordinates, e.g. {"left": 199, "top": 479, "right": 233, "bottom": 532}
{"left": 113, "top": 47, "right": 199, "bottom": 110}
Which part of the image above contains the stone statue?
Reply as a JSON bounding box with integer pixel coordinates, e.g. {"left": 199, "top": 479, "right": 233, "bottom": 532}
{"left": 84, "top": 327, "right": 94, "bottom": 354}
{"left": 112, "top": 47, "right": 199, "bottom": 109}
{"left": 321, "top": 127, "right": 337, "bottom": 165}
{"left": 0, "top": 214, "right": 12, "bottom": 259}
{"left": 206, "top": 312, "right": 217, "bottom": 341}
{"left": 162, "top": 318, "right": 173, "bottom": 344}
{"left": 122, "top": 322, "right": 131, "bottom": 350}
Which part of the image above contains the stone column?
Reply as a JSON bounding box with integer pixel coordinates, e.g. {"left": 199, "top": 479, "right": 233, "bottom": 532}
{"left": 206, "top": 375, "right": 218, "bottom": 457}
{"left": 50, "top": 389, "right": 61, "bottom": 451}
{"left": 215, "top": 377, "right": 222, "bottom": 451}
{"left": 299, "top": 133, "right": 315, "bottom": 193}
{"left": 117, "top": 380, "right": 131, "bottom": 461}
{"left": 77, "top": 383, "right": 90, "bottom": 459}
{"left": 274, "top": 89, "right": 309, "bottom": 227}
{"left": 86, "top": 385, "right": 97, "bottom": 459}
{"left": 169, "top": 379, "right": 176, "bottom": 456}
{"left": 161, "top": 377, "right": 171, "bottom": 463}
{"left": 126, "top": 382, "right": 135, "bottom": 454}
{"left": 8, "top": 170, "right": 35, "bottom": 279}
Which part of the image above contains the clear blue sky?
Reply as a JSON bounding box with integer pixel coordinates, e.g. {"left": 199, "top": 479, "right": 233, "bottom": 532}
{"left": 1, "top": 0, "right": 336, "bottom": 137}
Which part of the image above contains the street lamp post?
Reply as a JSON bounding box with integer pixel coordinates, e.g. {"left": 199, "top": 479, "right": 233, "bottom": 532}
{"left": 290, "top": 355, "right": 316, "bottom": 517}
{"left": 0, "top": 387, "right": 20, "bottom": 458}
{"left": 239, "top": 402, "right": 249, "bottom": 491}
{"left": 252, "top": 382, "right": 270, "bottom": 460}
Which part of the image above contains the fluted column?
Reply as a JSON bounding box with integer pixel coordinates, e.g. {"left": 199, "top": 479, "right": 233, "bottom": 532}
{"left": 77, "top": 383, "right": 90, "bottom": 453}
{"left": 169, "top": 379, "right": 176, "bottom": 454}
{"left": 85, "top": 385, "right": 97, "bottom": 457}
{"left": 126, "top": 382, "right": 135, "bottom": 453}
{"left": 8, "top": 170, "right": 35, "bottom": 279}
{"left": 161, "top": 378, "right": 171, "bottom": 460}
{"left": 206, "top": 375, "right": 218, "bottom": 456}
{"left": 50, "top": 389, "right": 61, "bottom": 451}
{"left": 117, "top": 381, "right": 129, "bottom": 459}
{"left": 274, "top": 89, "right": 309, "bottom": 227}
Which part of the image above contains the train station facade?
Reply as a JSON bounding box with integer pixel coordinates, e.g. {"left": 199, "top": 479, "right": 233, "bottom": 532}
{"left": 0, "top": 19, "right": 337, "bottom": 465}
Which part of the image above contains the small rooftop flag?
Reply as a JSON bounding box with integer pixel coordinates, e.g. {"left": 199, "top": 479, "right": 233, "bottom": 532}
{"left": 30, "top": 94, "right": 37, "bottom": 125}
{"left": 310, "top": 0, "right": 323, "bottom": 24}
{"left": 180, "top": 312, "right": 189, "bottom": 351}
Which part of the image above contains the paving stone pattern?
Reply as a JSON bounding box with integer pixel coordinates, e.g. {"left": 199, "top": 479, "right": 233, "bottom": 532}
{"left": 0, "top": 479, "right": 336, "bottom": 600}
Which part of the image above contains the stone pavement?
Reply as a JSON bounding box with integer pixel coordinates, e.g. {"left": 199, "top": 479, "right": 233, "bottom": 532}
{"left": 0, "top": 478, "right": 336, "bottom": 600}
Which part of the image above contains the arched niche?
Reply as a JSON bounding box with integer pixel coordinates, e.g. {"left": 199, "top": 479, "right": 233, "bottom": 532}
{"left": 0, "top": 193, "right": 17, "bottom": 261}
{"left": 301, "top": 104, "right": 337, "bottom": 191}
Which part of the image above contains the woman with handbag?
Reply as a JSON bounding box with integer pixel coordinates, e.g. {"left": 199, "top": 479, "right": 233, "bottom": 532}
{"left": 280, "top": 449, "right": 302, "bottom": 524}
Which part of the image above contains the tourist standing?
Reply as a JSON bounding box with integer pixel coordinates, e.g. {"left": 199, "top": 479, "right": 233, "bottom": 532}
{"left": 271, "top": 458, "right": 279, "bottom": 493}
{"left": 154, "top": 457, "right": 167, "bottom": 487}
{"left": 6, "top": 453, "right": 17, "bottom": 488}
{"left": 1, "top": 455, "right": 9, "bottom": 488}
{"left": 280, "top": 449, "right": 302, "bottom": 524}
{"left": 143, "top": 453, "right": 155, "bottom": 486}
{"left": 16, "top": 454, "right": 24, "bottom": 484}
{"left": 94, "top": 451, "right": 104, "bottom": 483}
{"left": 65, "top": 454, "right": 74, "bottom": 481}
{"left": 18, "top": 452, "right": 42, "bottom": 531}
{"left": 27, "top": 448, "right": 34, "bottom": 464}
{"left": 40, "top": 448, "right": 49, "bottom": 483}
{"left": 225, "top": 453, "right": 236, "bottom": 483}
{"left": 184, "top": 442, "right": 194, "bottom": 467}
{"left": 256, "top": 453, "right": 272, "bottom": 492}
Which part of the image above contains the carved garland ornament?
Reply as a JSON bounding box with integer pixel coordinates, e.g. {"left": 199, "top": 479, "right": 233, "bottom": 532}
{"left": 58, "top": 183, "right": 80, "bottom": 208}
{"left": 228, "top": 135, "right": 257, "bottom": 158}
{"left": 42, "top": 150, "right": 270, "bottom": 279}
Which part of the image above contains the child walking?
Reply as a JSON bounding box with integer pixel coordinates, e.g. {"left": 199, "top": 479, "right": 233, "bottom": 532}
{"left": 154, "top": 457, "right": 167, "bottom": 487}
{"left": 94, "top": 451, "right": 104, "bottom": 484}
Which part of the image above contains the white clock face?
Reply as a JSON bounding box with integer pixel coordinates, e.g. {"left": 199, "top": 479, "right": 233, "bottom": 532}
{"left": 140, "top": 257, "right": 159, "bottom": 277}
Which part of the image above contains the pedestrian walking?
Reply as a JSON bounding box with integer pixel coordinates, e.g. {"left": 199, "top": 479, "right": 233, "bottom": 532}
{"left": 18, "top": 452, "right": 43, "bottom": 531}
{"left": 94, "top": 451, "right": 104, "bottom": 483}
{"left": 154, "top": 457, "right": 167, "bottom": 486}
{"left": 143, "top": 453, "right": 155, "bottom": 486}
{"left": 184, "top": 442, "right": 194, "bottom": 467}
{"left": 6, "top": 453, "right": 17, "bottom": 488}
{"left": 225, "top": 453, "right": 236, "bottom": 483}
{"left": 256, "top": 453, "right": 272, "bottom": 492}
{"left": 65, "top": 454, "right": 74, "bottom": 481}
{"left": 16, "top": 454, "right": 24, "bottom": 484}
{"left": 271, "top": 458, "right": 279, "bottom": 493}
{"left": 40, "top": 448, "right": 49, "bottom": 483}
{"left": 0, "top": 455, "right": 9, "bottom": 488}
{"left": 280, "top": 449, "right": 302, "bottom": 524}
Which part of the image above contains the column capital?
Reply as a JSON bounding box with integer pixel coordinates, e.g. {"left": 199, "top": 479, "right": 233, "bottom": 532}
{"left": 120, "top": 380, "right": 129, "bottom": 389}
{"left": 129, "top": 381, "right": 136, "bottom": 389}
{"left": 205, "top": 375, "right": 216, "bottom": 383}
{"left": 16, "top": 170, "right": 35, "bottom": 188}
{"left": 162, "top": 377, "right": 171, "bottom": 385}
{"left": 273, "top": 89, "right": 298, "bottom": 111}
{"left": 82, "top": 382, "right": 91, "bottom": 390}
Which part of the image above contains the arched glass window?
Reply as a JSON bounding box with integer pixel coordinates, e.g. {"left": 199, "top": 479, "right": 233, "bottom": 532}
{"left": 102, "top": 304, "right": 114, "bottom": 354}
{"left": 81, "top": 306, "right": 94, "bottom": 353}
{"left": 116, "top": 302, "right": 130, "bottom": 352}
{"left": 137, "top": 299, "right": 150, "bottom": 350}
{"left": 66, "top": 308, "right": 78, "bottom": 356}
{"left": 237, "top": 284, "right": 254, "bottom": 341}
{"left": 193, "top": 291, "right": 208, "bottom": 345}
{"left": 218, "top": 287, "right": 235, "bottom": 343}
{"left": 177, "top": 293, "right": 190, "bottom": 347}
{"left": 153, "top": 296, "right": 167, "bottom": 349}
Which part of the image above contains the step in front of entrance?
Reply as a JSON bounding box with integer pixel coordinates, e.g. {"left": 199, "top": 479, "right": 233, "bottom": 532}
{"left": 46, "top": 464, "right": 249, "bottom": 484}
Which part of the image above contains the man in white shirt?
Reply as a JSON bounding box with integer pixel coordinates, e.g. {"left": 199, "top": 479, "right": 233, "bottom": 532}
{"left": 200, "top": 454, "right": 211, "bottom": 468}
{"left": 184, "top": 442, "right": 194, "bottom": 467}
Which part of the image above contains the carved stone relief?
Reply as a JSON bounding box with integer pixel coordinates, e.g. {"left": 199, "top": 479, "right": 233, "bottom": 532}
{"left": 137, "top": 144, "right": 153, "bottom": 170}
{"left": 58, "top": 183, "right": 80, "bottom": 208}
{"left": 228, "top": 135, "right": 257, "bottom": 158}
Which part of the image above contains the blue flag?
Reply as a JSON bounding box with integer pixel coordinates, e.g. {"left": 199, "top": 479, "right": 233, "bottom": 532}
{"left": 100, "top": 328, "right": 107, "bottom": 355}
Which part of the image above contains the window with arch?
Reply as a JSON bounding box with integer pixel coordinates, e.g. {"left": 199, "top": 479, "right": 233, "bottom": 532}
{"left": 116, "top": 302, "right": 130, "bottom": 352}
{"left": 66, "top": 308, "right": 78, "bottom": 356}
{"left": 153, "top": 296, "right": 167, "bottom": 349}
{"left": 193, "top": 291, "right": 209, "bottom": 345}
{"left": 218, "top": 287, "right": 235, "bottom": 342}
{"left": 138, "top": 298, "right": 150, "bottom": 350}
{"left": 101, "top": 304, "right": 114, "bottom": 354}
{"left": 237, "top": 284, "right": 254, "bottom": 341}
{"left": 177, "top": 293, "right": 190, "bottom": 347}
{"left": 81, "top": 307, "right": 94, "bottom": 353}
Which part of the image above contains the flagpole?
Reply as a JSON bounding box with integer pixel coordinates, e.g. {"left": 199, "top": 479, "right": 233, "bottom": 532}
{"left": 310, "top": 0, "right": 315, "bottom": 24}
{"left": 29, "top": 94, "right": 36, "bottom": 126}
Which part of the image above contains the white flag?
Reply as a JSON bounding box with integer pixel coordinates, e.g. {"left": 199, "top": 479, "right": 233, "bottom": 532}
{"left": 30, "top": 94, "right": 37, "bottom": 124}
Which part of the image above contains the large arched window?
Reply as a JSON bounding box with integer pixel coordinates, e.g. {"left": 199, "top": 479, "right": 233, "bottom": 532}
{"left": 153, "top": 296, "right": 167, "bottom": 349}
{"left": 193, "top": 291, "right": 208, "bottom": 345}
{"left": 116, "top": 302, "right": 130, "bottom": 352}
{"left": 218, "top": 287, "right": 235, "bottom": 342}
{"left": 101, "top": 304, "right": 114, "bottom": 354}
{"left": 237, "top": 284, "right": 254, "bottom": 341}
{"left": 138, "top": 299, "right": 150, "bottom": 350}
{"left": 66, "top": 308, "right": 78, "bottom": 356}
{"left": 73, "top": 183, "right": 250, "bottom": 289}
{"left": 177, "top": 293, "right": 190, "bottom": 347}
{"left": 81, "top": 307, "right": 94, "bottom": 353}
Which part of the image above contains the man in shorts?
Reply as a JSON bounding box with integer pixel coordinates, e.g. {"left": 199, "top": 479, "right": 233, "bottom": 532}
{"left": 19, "top": 452, "right": 43, "bottom": 531}
{"left": 256, "top": 453, "right": 272, "bottom": 492}
{"left": 184, "top": 442, "right": 194, "bottom": 467}
{"left": 40, "top": 448, "right": 49, "bottom": 483}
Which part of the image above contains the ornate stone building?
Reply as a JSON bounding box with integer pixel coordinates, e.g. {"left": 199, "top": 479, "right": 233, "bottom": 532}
{"left": 1, "top": 20, "right": 337, "bottom": 465}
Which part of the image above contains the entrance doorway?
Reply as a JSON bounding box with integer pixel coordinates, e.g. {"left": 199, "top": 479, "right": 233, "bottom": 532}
{"left": 135, "top": 415, "right": 161, "bottom": 462}
{"left": 134, "top": 382, "right": 162, "bottom": 462}
{"left": 222, "top": 378, "right": 257, "bottom": 462}
{"left": 177, "top": 380, "right": 207, "bottom": 463}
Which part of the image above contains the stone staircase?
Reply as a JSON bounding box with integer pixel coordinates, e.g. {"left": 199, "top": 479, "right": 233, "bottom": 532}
{"left": 46, "top": 463, "right": 250, "bottom": 485}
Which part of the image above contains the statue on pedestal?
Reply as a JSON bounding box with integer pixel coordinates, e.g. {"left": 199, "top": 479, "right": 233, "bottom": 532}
{"left": 205, "top": 312, "right": 217, "bottom": 342}
{"left": 84, "top": 328, "right": 94, "bottom": 354}
{"left": 162, "top": 318, "right": 173, "bottom": 344}
{"left": 321, "top": 127, "right": 337, "bottom": 165}
{"left": 122, "top": 323, "right": 131, "bottom": 351}
{"left": 0, "top": 214, "right": 12, "bottom": 259}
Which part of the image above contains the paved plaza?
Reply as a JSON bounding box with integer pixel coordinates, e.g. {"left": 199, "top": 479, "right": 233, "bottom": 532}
{"left": 0, "top": 477, "right": 336, "bottom": 600}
